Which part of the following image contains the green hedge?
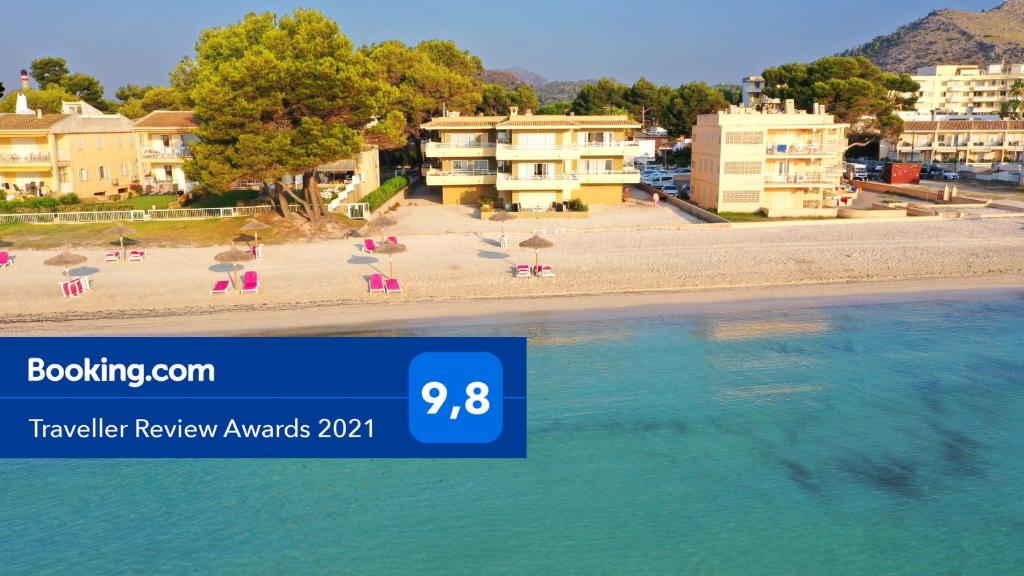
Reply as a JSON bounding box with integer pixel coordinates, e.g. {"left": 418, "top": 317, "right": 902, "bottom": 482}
{"left": 362, "top": 176, "right": 408, "bottom": 212}
{"left": 0, "top": 194, "right": 80, "bottom": 214}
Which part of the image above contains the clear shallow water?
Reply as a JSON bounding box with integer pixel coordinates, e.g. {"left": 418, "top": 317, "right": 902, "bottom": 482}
{"left": 2, "top": 294, "right": 1024, "bottom": 574}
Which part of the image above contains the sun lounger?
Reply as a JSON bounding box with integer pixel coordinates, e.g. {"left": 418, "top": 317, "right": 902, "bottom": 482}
{"left": 61, "top": 277, "right": 89, "bottom": 298}
{"left": 60, "top": 281, "right": 73, "bottom": 298}
{"left": 387, "top": 236, "right": 398, "bottom": 245}
{"left": 537, "top": 265, "right": 555, "bottom": 278}
{"left": 515, "top": 264, "right": 531, "bottom": 278}
{"left": 362, "top": 238, "right": 377, "bottom": 253}
{"left": 250, "top": 244, "right": 263, "bottom": 259}
{"left": 104, "top": 250, "right": 120, "bottom": 262}
{"left": 128, "top": 250, "right": 146, "bottom": 262}
{"left": 240, "top": 270, "right": 260, "bottom": 294}
{"left": 384, "top": 277, "right": 402, "bottom": 294}
{"left": 0, "top": 251, "right": 11, "bottom": 268}
{"left": 368, "top": 273, "right": 385, "bottom": 293}
{"left": 210, "top": 280, "right": 230, "bottom": 295}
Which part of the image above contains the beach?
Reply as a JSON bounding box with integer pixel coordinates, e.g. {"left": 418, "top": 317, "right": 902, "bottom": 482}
{"left": 2, "top": 212, "right": 1023, "bottom": 335}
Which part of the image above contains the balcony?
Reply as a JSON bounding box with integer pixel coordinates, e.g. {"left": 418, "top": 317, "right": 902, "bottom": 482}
{"left": 764, "top": 173, "right": 841, "bottom": 186}
{"left": 425, "top": 169, "right": 497, "bottom": 186}
{"left": 141, "top": 147, "right": 192, "bottom": 161}
{"left": 766, "top": 143, "right": 841, "bottom": 156}
{"left": 423, "top": 141, "right": 496, "bottom": 158}
{"left": 496, "top": 143, "right": 579, "bottom": 161}
{"left": 0, "top": 151, "right": 51, "bottom": 166}
{"left": 577, "top": 169, "right": 641, "bottom": 184}
{"left": 496, "top": 172, "right": 579, "bottom": 191}
{"left": 578, "top": 140, "right": 641, "bottom": 156}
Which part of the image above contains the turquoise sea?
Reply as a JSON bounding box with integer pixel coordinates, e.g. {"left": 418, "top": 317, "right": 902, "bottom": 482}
{"left": 2, "top": 292, "right": 1023, "bottom": 574}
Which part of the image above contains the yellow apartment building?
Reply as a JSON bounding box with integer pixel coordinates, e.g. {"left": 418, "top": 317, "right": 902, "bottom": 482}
{"left": 0, "top": 112, "right": 65, "bottom": 196}
{"left": 881, "top": 120, "right": 1024, "bottom": 169}
{"left": 133, "top": 110, "right": 199, "bottom": 193}
{"left": 420, "top": 108, "right": 641, "bottom": 208}
{"left": 691, "top": 101, "right": 848, "bottom": 217}
{"left": 910, "top": 63, "right": 1024, "bottom": 115}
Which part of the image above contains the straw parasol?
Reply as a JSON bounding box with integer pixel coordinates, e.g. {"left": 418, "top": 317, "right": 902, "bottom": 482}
{"left": 239, "top": 218, "right": 270, "bottom": 245}
{"left": 44, "top": 251, "right": 87, "bottom": 280}
{"left": 105, "top": 223, "right": 136, "bottom": 261}
{"left": 489, "top": 211, "right": 516, "bottom": 236}
{"left": 519, "top": 234, "right": 553, "bottom": 269}
{"left": 214, "top": 245, "right": 254, "bottom": 288}
{"left": 374, "top": 241, "right": 407, "bottom": 278}
{"left": 368, "top": 215, "right": 397, "bottom": 242}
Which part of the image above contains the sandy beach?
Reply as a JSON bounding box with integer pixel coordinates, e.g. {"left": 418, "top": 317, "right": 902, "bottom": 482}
{"left": 2, "top": 206, "right": 1023, "bottom": 335}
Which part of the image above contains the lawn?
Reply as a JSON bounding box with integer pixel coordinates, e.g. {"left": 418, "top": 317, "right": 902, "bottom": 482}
{"left": 190, "top": 189, "right": 261, "bottom": 208}
{"left": 116, "top": 195, "right": 178, "bottom": 210}
{"left": 717, "top": 212, "right": 836, "bottom": 223}
{"left": 0, "top": 218, "right": 285, "bottom": 250}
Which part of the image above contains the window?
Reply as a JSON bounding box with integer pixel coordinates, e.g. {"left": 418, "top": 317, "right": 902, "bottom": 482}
{"left": 517, "top": 163, "right": 555, "bottom": 179}
{"left": 448, "top": 132, "right": 490, "bottom": 147}
{"left": 164, "top": 165, "right": 173, "bottom": 180}
{"left": 451, "top": 159, "right": 489, "bottom": 174}
{"left": 120, "top": 163, "right": 129, "bottom": 177}
{"left": 79, "top": 168, "right": 89, "bottom": 182}
{"left": 579, "top": 131, "right": 613, "bottom": 145}
{"left": 76, "top": 137, "right": 83, "bottom": 151}
{"left": 580, "top": 159, "right": 613, "bottom": 173}
{"left": 517, "top": 133, "right": 556, "bottom": 149}
{"left": 116, "top": 136, "right": 123, "bottom": 149}
{"left": 98, "top": 165, "right": 107, "bottom": 179}
{"left": 58, "top": 166, "right": 70, "bottom": 183}
{"left": 96, "top": 137, "right": 104, "bottom": 150}
{"left": 162, "top": 135, "right": 172, "bottom": 148}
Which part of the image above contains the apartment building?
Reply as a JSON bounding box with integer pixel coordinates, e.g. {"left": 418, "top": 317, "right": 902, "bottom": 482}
{"left": 690, "top": 101, "right": 848, "bottom": 217}
{"left": 420, "top": 108, "right": 641, "bottom": 208}
{"left": 910, "top": 63, "right": 1024, "bottom": 115}
{"left": 0, "top": 99, "right": 136, "bottom": 198}
{"left": 880, "top": 120, "right": 1024, "bottom": 169}
{"left": 132, "top": 110, "right": 199, "bottom": 193}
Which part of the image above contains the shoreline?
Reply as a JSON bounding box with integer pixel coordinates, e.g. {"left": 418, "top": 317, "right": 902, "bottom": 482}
{"left": 5, "top": 275, "right": 1022, "bottom": 336}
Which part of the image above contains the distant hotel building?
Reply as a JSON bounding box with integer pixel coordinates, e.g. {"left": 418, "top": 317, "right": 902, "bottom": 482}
{"left": 691, "top": 100, "right": 848, "bottom": 217}
{"left": 909, "top": 63, "right": 1024, "bottom": 116}
{"left": 880, "top": 119, "right": 1024, "bottom": 169}
{"left": 420, "top": 108, "right": 641, "bottom": 208}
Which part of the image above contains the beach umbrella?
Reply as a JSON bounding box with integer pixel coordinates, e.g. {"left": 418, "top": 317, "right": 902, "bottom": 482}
{"left": 0, "top": 239, "right": 13, "bottom": 248}
{"left": 368, "top": 215, "right": 397, "bottom": 242}
{"left": 519, "top": 234, "right": 553, "bottom": 269}
{"left": 239, "top": 218, "right": 270, "bottom": 245}
{"left": 374, "top": 241, "right": 407, "bottom": 278}
{"left": 44, "top": 250, "right": 87, "bottom": 281}
{"left": 214, "top": 245, "right": 254, "bottom": 288}
{"left": 489, "top": 211, "right": 516, "bottom": 236}
{"left": 105, "top": 223, "right": 136, "bottom": 261}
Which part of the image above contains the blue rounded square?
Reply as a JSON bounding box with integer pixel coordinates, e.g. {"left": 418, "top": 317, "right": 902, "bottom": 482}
{"left": 408, "top": 352, "right": 504, "bottom": 444}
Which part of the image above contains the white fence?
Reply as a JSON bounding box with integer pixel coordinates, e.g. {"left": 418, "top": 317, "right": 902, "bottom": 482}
{"left": 0, "top": 204, "right": 297, "bottom": 225}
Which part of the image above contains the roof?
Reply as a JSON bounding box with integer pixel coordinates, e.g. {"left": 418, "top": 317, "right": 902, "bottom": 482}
{"left": 0, "top": 113, "right": 66, "bottom": 131}
{"left": 317, "top": 158, "right": 356, "bottom": 172}
{"left": 420, "top": 114, "right": 641, "bottom": 130}
{"left": 903, "top": 120, "right": 1024, "bottom": 131}
{"left": 51, "top": 114, "right": 135, "bottom": 134}
{"left": 133, "top": 110, "right": 198, "bottom": 130}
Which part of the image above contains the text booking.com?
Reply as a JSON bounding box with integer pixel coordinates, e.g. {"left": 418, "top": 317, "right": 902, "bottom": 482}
{"left": 27, "top": 357, "right": 215, "bottom": 388}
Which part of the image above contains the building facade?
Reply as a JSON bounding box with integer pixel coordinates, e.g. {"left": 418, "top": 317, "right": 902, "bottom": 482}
{"left": 691, "top": 101, "right": 848, "bottom": 217}
{"left": 909, "top": 63, "right": 1024, "bottom": 116}
{"left": 132, "top": 110, "right": 199, "bottom": 193}
{"left": 421, "top": 108, "right": 641, "bottom": 208}
{"left": 880, "top": 120, "right": 1024, "bottom": 169}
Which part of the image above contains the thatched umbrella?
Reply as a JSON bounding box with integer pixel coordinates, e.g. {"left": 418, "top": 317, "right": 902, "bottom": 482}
{"left": 214, "top": 245, "right": 254, "bottom": 288}
{"left": 44, "top": 251, "right": 87, "bottom": 281}
{"left": 489, "top": 211, "right": 516, "bottom": 236}
{"left": 239, "top": 218, "right": 270, "bottom": 245}
{"left": 374, "top": 241, "right": 407, "bottom": 278}
{"left": 519, "top": 234, "right": 553, "bottom": 269}
{"left": 105, "top": 223, "right": 136, "bottom": 261}
{"left": 368, "top": 215, "right": 397, "bottom": 242}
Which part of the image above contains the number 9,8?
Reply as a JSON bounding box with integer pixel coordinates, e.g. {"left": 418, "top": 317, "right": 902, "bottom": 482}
{"left": 421, "top": 381, "right": 490, "bottom": 420}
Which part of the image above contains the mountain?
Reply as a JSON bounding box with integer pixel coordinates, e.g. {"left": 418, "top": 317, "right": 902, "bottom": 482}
{"left": 841, "top": 0, "right": 1024, "bottom": 73}
{"left": 493, "top": 67, "right": 547, "bottom": 88}
{"left": 486, "top": 68, "right": 598, "bottom": 105}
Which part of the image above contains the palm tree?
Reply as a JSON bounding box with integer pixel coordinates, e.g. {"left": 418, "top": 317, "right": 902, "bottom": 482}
{"left": 1007, "top": 80, "right": 1024, "bottom": 120}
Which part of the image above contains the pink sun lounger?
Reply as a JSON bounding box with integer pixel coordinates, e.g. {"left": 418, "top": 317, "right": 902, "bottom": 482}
{"left": 362, "top": 238, "right": 377, "bottom": 253}
{"left": 535, "top": 265, "right": 555, "bottom": 278}
{"left": 104, "top": 250, "right": 120, "bottom": 262}
{"left": 387, "top": 236, "right": 398, "bottom": 244}
{"left": 515, "top": 264, "right": 531, "bottom": 278}
{"left": 368, "top": 273, "right": 385, "bottom": 293}
{"left": 384, "top": 277, "right": 402, "bottom": 294}
{"left": 210, "top": 280, "right": 230, "bottom": 295}
{"left": 128, "top": 250, "right": 146, "bottom": 262}
{"left": 0, "top": 251, "right": 11, "bottom": 268}
{"left": 240, "top": 270, "right": 260, "bottom": 294}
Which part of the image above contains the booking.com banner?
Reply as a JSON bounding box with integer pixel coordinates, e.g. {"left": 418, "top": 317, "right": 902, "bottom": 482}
{"left": 0, "top": 337, "right": 526, "bottom": 458}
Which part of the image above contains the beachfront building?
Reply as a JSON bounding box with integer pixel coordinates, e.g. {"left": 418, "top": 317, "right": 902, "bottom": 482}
{"left": 420, "top": 108, "right": 641, "bottom": 208}
{"left": 0, "top": 98, "right": 137, "bottom": 198}
{"left": 909, "top": 63, "right": 1024, "bottom": 116}
{"left": 880, "top": 119, "right": 1024, "bottom": 170}
{"left": 690, "top": 100, "right": 848, "bottom": 217}
{"left": 133, "top": 110, "right": 199, "bottom": 193}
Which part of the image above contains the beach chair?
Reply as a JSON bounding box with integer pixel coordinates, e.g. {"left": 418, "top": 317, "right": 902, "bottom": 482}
{"left": 515, "top": 265, "right": 531, "bottom": 278}
{"left": 128, "top": 250, "right": 146, "bottom": 262}
{"left": 368, "top": 273, "right": 385, "bottom": 293}
{"left": 240, "top": 270, "right": 260, "bottom": 294}
{"left": 384, "top": 277, "right": 402, "bottom": 294}
{"left": 251, "top": 244, "right": 263, "bottom": 260}
{"left": 387, "top": 236, "right": 399, "bottom": 245}
{"left": 537, "top": 265, "right": 555, "bottom": 278}
{"left": 210, "top": 280, "right": 230, "bottom": 295}
{"left": 0, "top": 251, "right": 11, "bottom": 269}
{"left": 104, "top": 250, "right": 120, "bottom": 262}
{"left": 362, "top": 238, "right": 377, "bottom": 253}
{"left": 60, "top": 281, "right": 73, "bottom": 298}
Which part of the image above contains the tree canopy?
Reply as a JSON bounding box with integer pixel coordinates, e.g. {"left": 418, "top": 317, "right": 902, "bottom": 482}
{"left": 25, "top": 57, "right": 109, "bottom": 111}
{"left": 567, "top": 77, "right": 729, "bottom": 136}
{"left": 0, "top": 84, "right": 77, "bottom": 113}
{"left": 30, "top": 57, "right": 70, "bottom": 88}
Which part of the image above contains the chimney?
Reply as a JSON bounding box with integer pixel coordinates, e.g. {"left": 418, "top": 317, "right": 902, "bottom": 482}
{"left": 784, "top": 99, "right": 795, "bottom": 114}
{"left": 15, "top": 93, "right": 32, "bottom": 115}
{"left": 36, "top": 109, "right": 42, "bottom": 118}
{"left": 524, "top": 108, "right": 532, "bottom": 116}
{"left": 20, "top": 69, "right": 29, "bottom": 90}
{"left": 509, "top": 106, "right": 519, "bottom": 116}
{"left": 569, "top": 111, "right": 575, "bottom": 116}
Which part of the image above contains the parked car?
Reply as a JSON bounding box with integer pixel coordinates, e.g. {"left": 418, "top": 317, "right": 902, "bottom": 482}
{"left": 648, "top": 175, "right": 675, "bottom": 188}
{"left": 941, "top": 170, "right": 960, "bottom": 180}
{"left": 661, "top": 184, "right": 680, "bottom": 197}
{"left": 670, "top": 167, "right": 691, "bottom": 175}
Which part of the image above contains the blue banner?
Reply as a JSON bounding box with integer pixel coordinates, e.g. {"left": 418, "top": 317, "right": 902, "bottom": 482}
{"left": 0, "top": 337, "right": 526, "bottom": 458}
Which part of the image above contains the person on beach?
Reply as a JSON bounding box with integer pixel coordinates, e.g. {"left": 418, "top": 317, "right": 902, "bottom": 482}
{"left": 652, "top": 192, "right": 660, "bottom": 208}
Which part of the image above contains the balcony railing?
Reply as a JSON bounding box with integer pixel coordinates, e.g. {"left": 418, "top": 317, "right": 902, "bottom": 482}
{"left": 498, "top": 143, "right": 577, "bottom": 151}
{"left": 764, "top": 173, "right": 841, "bottom": 185}
{"left": 425, "top": 141, "right": 496, "bottom": 149}
{"left": 766, "top": 144, "right": 840, "bottom": 155}
{"left": 141, "top": 147, "right": 192, "bottom": 159}
{"left": 427, "top": 169, "right": 496, "bottom": 177}
{"left": 499, "top": 172, "right": 578, "bottom": 181}
{"left": 0, "top": 152, "right": 50, "bottom": 163}
{"left": 579, "top": 140, "right": 640, "bottom": 148}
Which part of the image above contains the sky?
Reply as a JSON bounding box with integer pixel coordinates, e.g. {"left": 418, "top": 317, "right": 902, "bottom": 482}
{"left": 0, "top": 0, "right": 1001, "bottom": 98}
